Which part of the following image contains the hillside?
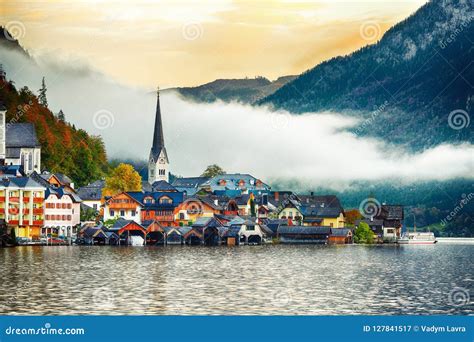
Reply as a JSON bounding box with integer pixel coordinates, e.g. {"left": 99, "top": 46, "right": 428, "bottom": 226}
{"left": 167, "top": 75, "right": 297, "bottom": 104}
{"left": 260, "top": 0, "right": 474, "bottom": 150}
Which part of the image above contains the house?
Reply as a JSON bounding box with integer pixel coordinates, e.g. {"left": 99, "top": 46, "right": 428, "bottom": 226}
{"left": 145, "top": 220, "right": 166, "bottom": 245}
{"left": 172, "top": 177, "right": 210, "bottom": 196}
{"left": 38, "top": 171, "right": 75, "bottom": 193}
{"left": 223, "top": 216, "right": 267, "bottom": 245}
{"left": 174, "top": 197, "right": 222, "bottom": 225}
{"left": 76, "top": 180, "right": 105, "bottom": 212}
{"left": 163, "top": 226, "right": 188, "bottom": 245}
{"left": 277, "top": 226, "right": 331, "bottom": 244}
{"left": 378, "top": 205, "right": 404, "bottom": 242}
{"left": 79, "top": 225, "right": 118, "bottom": 245}
{"left": 329, "top": 228, "right": 353, "bottom": 244}
{"left": 184, "top": 217, "right": 223, "bottom": 246}
{"left": 200, "top": 173, "right": 271, "bottom": 194}
{"left": 108, "top": 219, "right": 146, "bottom": 245}
{"left": 103, "top": 192, "right": 142, "bottom": 223}
{"left": 43, "top": 187, "right": 82, "bottom": 240}
{"left": 278, "top": 195, "right": 345, "bottom": 228}
{"left": 355, "top": 205, "right": 404, "bottom": 243}
{"left": 0, "top": 177, "right": 45, "bottom": 243}
{"left": 131, "top": 191, "right": 184, "bottom": 227}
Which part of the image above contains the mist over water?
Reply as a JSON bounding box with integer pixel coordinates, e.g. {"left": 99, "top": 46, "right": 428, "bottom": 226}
{"left": 1, "top": 47, "right": 473, "bottom": 189}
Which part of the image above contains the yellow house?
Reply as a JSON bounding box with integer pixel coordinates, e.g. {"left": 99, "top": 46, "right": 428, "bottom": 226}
{"left": 0, "top": 177, "right": 46, "bottom": 242}
{"left": 278, "top": 195, "right": 345, "bottom": 228}
{"left": 174, "top": 197, "right": 222, "bottom": 225}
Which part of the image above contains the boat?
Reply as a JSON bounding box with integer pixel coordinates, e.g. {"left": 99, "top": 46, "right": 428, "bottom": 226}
{"left": 397, "top": 215, "right": 437, "bottom": 244}
{"left": 397, "top": 231, "right": 437, "bottom": 244}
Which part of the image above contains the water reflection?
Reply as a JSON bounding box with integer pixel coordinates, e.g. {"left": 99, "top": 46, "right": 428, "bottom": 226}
{"left": 0, "top": 244, "right": 472, "bottom": 315}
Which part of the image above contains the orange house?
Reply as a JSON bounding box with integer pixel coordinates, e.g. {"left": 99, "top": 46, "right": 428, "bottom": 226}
{"left": 103, "top": 192, "right": 142, "bottom": 223}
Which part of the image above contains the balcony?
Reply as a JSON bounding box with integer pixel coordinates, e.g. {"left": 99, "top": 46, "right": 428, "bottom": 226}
{"left": 9, "top": 197, "right": 20, "bottom": 203}
{"left": 0, "top": 196, "right": 5, "bottom": 202}
{"left": 23, "top": 197, "right": 30, "bottom": 202}
{"left": 8, "top": 220, "right": 19, "bottom": 225}
{"left": 108, "top": 203, "right": 137, "bottom": 210}
{"left": 33, "top": 208, "right": 43, "bottom": 215}
{"left": 155, "top": 216, "right": 175, "bottom": 221}
{"left": 33, "top": 198, "right": 44, "bottom": 203}
{"left": 33, "top": 220, "right": 44, "bottom": 226}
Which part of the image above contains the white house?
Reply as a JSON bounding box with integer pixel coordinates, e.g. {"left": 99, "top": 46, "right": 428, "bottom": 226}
{"left": 43, "top": 188, "right": 82, "bottom": 239}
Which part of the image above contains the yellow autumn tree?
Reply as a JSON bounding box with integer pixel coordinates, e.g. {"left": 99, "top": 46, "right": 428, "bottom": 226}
{"left": 102, "top": 163, "right": 142, "bottom": 197}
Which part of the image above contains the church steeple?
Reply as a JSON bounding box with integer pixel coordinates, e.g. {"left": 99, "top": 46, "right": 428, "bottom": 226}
{"left": 148, "top": 87, "right": 169, "bottom": 184}
{"left": 151, "top": 87, "right": 166, "bottom": 160}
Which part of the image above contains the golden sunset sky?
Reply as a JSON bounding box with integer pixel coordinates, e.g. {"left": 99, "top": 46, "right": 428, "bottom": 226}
{"left": 1, "top": 0, "right": 428, "bottom": 88}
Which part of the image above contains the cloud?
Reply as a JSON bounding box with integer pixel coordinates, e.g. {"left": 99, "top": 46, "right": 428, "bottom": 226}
{"left": 1, "top": 45, "right": 473, "bottom": 190}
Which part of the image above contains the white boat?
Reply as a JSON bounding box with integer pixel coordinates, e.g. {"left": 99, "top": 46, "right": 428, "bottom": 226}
{"left": 398, "top": 232, "right": 437, "bottom": 244}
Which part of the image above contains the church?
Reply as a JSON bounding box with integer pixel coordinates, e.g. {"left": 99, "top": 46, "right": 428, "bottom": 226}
{"left": 148, "top": 89, "right": 170, "bottom": 185}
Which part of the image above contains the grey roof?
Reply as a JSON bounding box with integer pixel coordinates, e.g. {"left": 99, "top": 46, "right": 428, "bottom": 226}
{"left": 379, "top": 205, "right": 404, "bottom": 220}
{"left": 172, "top": 177, "right": 210, "bottom": 188}
{"left": 6, "top": 123, "right": 40, "bottom": 148}
{"left": 152, "top": 180, "right": 177, "bottom": 192}
{"left": 277, "top": 225, "right": 331, "bottom": 235}
{"left": 5, "top": 147, "right": 21, "bottom": 158}
{"left": 0, "top": 177, "right": 45, "bottom": 189}
{"left": 77, "top": 181, "right": 105, "bottom": 201}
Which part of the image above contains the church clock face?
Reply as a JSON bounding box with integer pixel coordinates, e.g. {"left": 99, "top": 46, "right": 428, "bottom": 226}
{"left": 159, "top": 158, "right": 165, "bottom": 164}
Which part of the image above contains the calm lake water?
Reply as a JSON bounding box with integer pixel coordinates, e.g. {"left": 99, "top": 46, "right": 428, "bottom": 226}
{"left": 1, "top": 243, "right": 473, "bottom": 315}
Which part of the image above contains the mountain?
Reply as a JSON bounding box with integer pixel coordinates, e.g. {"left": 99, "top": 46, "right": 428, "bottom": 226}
{"left": 166, "top": 75, "right": 297, "bottom": 104}
{"left": 0, "top": 27, "right": 109, "bottom": 186}
{"left": 259, "top": 0, "right": 474, "bottom": 150}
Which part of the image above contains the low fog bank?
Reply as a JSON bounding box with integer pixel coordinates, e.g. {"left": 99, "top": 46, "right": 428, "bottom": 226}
{"left": 1, "top": 47, "right": 473, "bottom": 190}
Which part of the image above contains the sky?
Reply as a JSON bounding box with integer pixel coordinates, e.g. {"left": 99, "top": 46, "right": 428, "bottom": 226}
{"left": 1, "top": 0, "right": 428, "bottom": 88}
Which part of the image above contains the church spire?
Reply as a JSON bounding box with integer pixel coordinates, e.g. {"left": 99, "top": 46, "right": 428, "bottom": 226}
{"left": 151, "top": 87, "right": 165, "bottom": 160}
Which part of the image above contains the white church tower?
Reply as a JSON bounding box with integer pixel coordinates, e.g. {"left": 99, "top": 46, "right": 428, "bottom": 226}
{"left": 148, "top": 88, "right": 169, "bottom": 184}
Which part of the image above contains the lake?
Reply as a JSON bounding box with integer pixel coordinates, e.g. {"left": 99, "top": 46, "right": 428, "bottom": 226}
{"left": 1, "top": 242, "right": 473, "bottom": 315}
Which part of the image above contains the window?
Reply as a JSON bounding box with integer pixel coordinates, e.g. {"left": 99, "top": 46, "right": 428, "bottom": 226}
{"left": 120, "top": 210, "right": 125, "bottom": 217}
{"left": 67, "top": 215, "right": 71, "bottom": 220}
{"left": 110, "top": 210, "right": 115, "bottom": 216}
{"left": 131, "top": 211, "right": 136, "bottom": 217}
{"left": 159, "top": 169, "right": 165, "bottom": 176}
{"left": 45, "top": 215, "right": 50, "bottom": 220}
{"left": 179, "top": 213, "right": 185, "bottom": 220}
{"left": 93, "top": 204, "right": 98, "bottom": 210}
{"left": 159, "top": 197, "right": 172, "bottom": 204}
{"left": 62, "top": 215, "right": 66, "bottom": 220}
{"left": 62, "top": 203, "right": 67, "bottom": 209}
{"left": 56, "top": 203, "right": 61, "bottom": 209}
{"left": 150, "top": 169, "right": 154, "bottom": 177}
{"left": 247, "top": 225, "right": 255, "bottom": 231}
{"left": 67, "top": 203, "right": 72, "bottom": 209}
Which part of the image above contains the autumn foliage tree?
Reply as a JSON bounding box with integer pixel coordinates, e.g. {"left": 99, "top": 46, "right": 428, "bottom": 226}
{"left": 102, "top": 163, "right": 142, "bottom": 197}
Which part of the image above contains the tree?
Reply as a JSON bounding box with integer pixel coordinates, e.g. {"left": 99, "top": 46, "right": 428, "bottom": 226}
{"left": 201, "top": 164, "right": 226, "bottom": 178}
{"left": 250, "top": 193, "right": 256, "bottom": 217}
{"left": 57, "top": 109, "right": 65, "bottom": 122}
{"left": 103, "top": 163, "right": 142, "bottom": 197}
{"left": 345, "top": 209, "right": 362, "bottom": 227}
{"left": 80, "top": 206, "right": 97, "bottom": 222}
{"left": 38, "top": 77, "right": 48, "bottom": 107}
{"left": 354, "top": 222, "right": 375, "bottom": 244}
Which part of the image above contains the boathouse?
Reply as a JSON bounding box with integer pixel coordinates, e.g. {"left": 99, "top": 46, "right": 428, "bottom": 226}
{"left": 328, "top": 228, "right": 353, "bottom": 244}
{"left": 277, "top": 226, "right": 330, "bottom": 244}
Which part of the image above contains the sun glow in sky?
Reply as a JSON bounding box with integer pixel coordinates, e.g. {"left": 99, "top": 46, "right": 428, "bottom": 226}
{"left": 2, "top": 0, "right": 428, "bottom": 88}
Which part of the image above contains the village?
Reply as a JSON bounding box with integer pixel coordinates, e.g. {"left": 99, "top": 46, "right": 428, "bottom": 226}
{"left": 0, "top": 92, "right": 404, "bottom": 247}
